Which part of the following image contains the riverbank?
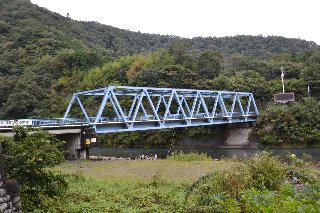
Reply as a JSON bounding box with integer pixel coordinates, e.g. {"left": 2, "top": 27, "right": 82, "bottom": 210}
{"left": 90, "top": 147, "right": 320, "bottom": 161}
{"left": 55, "top": 159, "right": 234, "bottom": 182}
{"left": 42, "top": 153, "right": 320, "bottom": 212}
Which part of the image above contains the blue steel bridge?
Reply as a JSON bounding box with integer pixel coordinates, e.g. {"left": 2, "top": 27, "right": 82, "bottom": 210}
{"left": 0, "top": 86, "right": 259, "bottom": 132}
{"left": 0, "top": 86, "right": 259, "bottom": 158}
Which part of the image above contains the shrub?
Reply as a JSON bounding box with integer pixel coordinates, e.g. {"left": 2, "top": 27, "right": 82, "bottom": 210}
{"left": 0, "top": 127, "right": 67, "bottom": 212}
{"left": 245, "top": 151, "right": 286, "bottom": 190}
{"left": 185, "top": 164, "right": 253, "bottom": 212}
{"left": 254, "top": 98, "right": 320, "bottom": 146}
{"left": 166, "top": 151, "right": 212, "bottom": 161}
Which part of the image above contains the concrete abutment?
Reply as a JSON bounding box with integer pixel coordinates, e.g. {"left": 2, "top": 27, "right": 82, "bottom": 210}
{"left": 178, "top": 122, "right": 257, "bottom": 148}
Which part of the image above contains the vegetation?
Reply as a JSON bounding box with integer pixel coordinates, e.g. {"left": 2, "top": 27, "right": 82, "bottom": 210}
{"left": 1, "top": 0, "right": 320, "bottom": 147}
{"left": 27, "top": 152, "right": 319, "bottom": 212}
{"left": 254, "top": 98, "right": 320, "bottom": 147}
{"left": 0, "top": 127, "right": 67, "bottom": 212}
{"left": 1, "top": 0, "right": 320, "bottom": 212}
{"left": 166, "top": 151, "right": 212, "bottom": 161}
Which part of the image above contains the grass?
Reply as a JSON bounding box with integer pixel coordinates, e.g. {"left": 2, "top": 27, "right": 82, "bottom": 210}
{"left": 44, "top": 154, "right": 320, "bottom": 212}
{"left": 55, "top": 159, "right": 236, "bottom": 183}
{"left": 42, "top": 159, "right": 238, "bottom": 212}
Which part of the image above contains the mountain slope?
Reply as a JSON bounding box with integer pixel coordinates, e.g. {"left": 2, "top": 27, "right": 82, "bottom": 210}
{"left": 0, "top": 0, "right": 319, "bottom": 119}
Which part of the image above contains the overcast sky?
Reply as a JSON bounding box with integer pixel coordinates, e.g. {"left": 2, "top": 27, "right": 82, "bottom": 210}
{"left": 30, "top": 0, "right": 320, "bottom": 44}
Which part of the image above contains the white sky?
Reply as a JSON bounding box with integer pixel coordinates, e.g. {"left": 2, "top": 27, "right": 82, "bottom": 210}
{"left": 30, "top": 0, "right": 320, "bottom": 44}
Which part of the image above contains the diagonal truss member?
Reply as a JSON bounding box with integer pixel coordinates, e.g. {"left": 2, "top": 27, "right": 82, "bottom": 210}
{"left": 62, "top": 86, "right": 259, "bottom": 133}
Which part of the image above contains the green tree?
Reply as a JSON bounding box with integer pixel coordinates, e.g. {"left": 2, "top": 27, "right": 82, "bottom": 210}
{"left": 1, "top": 70, "right": 45, "bottom": 118}
{"left": 0, "top": 127, "right": 67, "bottom": 212}
{"left": 254, "top": 98, "right": 320, "bottom": 146}
{"left": 197, "top": 50, "right": 223, "bottom": 79}
{"left": 301, "top": 49, "right": 320, "bottom": 97}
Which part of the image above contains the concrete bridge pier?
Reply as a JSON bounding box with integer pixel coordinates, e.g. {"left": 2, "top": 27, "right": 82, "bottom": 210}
{"left": 55, "top": 133, "right": 88, "bottom": 160}
{"left": 178, "top": 122, "right": 257, "bottom": 148}
{"left": 223, "top": 122, "right": 256, "bottom": 147}
{"left": 52, "top": 127, "right": 97, "bottom": 160}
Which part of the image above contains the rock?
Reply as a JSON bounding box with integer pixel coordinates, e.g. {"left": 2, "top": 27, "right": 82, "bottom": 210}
{"left": 7, "top": 202, "right": 11, "bottom": 209}
{"left": 2, "top": 196, "right": 8, "bottom": 203}
{"left": 4, "top": 180, "right": 19, "bottom": 194}
{"left": 13, "top": 203, "right": 21, "bottom": 211}
{"left": 0, "top": 189, "right": 6, "bottom": 196}
{"left": 11, "top": 197, "right": 19, "bottom": 204}
{"left": 0, "top": 204, "right": 7, "bottom": 212}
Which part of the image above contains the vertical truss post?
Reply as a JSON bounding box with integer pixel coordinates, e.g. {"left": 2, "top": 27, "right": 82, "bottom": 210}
{"left": 174, "top": 92, "right": 186, "bottom": 119}
{"left": 164, "top": 90, "right": 174, "bottom": 120}
{"left": 140, "top": 103, "right": 148, "bottom": 118}
{"left": 145, "top": 90, "right": 160, "bottom": 121}
{"left": 196, "top": 99, "right": 201, "bottom": 115}
{"left": 251, "top": 94, "right": 259, "bottom": 115}
{"left": 95, "top": 88, "right": 110, "bottom": 123}
{"left": 246, "top": 96, "right": 252, "bottom": 115}
{"left": 62, "top": 94, "right": 77, "bottom": 122}
{"left": 230, "top": 94, "right": 237, "bottom": 117}
{"left": 198, "top": 93, "right": 210, "bottom": 117}
{"left": 128, "top": 95, "right": 138, "bottom": 117}
{"left": 237, "top": 96, "right": 245, "bottom": 115}
{"left": 110, "top": 96, "right": 121, "bottom": 120}
{"left": 191, "top": 93, "right": 199, "bottom": 117}
{"left": 161, "top": 96, "right": 171, "bottom": 117}
{"left": 132, "top": 93, "right": 144, "bottom": 121}
{"left": 182, "top": 97, "right": 191, "bottom": 117}
{"left": 76, "top": 96, "right": 90, "bottom": 123}
{"left": 212, "top": 94, "right": 219, "bottom": 117}
{"left": 218, "top": 93, "right": 228, "bottom": 116}
{"left": 155, "top": 95, "right": 162, "bottom": 113}
{"left": 111, "top": 91, "right": 127, "bottom": 122}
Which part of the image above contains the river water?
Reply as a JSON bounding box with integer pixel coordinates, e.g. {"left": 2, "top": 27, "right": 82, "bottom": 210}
{"left": 90, "top": 147, "right": 320, "bottom": 161}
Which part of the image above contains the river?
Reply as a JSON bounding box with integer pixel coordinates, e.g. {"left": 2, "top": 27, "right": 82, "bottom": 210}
{"left": 90, "top": 147, "right": 320, "bottom": 161}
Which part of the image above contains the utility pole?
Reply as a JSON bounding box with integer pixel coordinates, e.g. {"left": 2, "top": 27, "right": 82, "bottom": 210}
{"left": 281, "top": 66, "right": 285, "bottom": 93}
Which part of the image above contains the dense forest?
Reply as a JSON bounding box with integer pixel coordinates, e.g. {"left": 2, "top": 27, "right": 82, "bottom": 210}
{"left": 1, "top": 0, "right": 320, "bottom": 147}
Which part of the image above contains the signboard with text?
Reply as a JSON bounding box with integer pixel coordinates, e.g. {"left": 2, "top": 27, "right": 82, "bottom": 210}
{"left": 0, "top": 119, "right": 33, "bottom": 127}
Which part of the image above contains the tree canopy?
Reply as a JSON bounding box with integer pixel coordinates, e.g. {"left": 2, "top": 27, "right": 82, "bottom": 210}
{"left": 0, "top": 0, "right": 320, "bottom": 146}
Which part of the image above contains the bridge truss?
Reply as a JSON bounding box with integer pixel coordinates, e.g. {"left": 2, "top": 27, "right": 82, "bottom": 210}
{"left": 61, "top": 86, "right": 259, "bottom": 133}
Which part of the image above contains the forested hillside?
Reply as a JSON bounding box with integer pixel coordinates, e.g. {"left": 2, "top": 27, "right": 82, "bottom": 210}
{"left": 1, "top": 0, "right": 320, "bottom": 147}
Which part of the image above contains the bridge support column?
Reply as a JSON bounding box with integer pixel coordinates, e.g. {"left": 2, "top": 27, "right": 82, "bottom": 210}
{"left": 54, "top": 127, "right": 97, "bottom": 160}
{"left": 55, "top": 132, "right": 89, "bottom": 160}
{"left": 77, "top": 148, "right": 89, "bottom": 159}
{"left": 224, "top": 123, "right": 256, "bottom": 147}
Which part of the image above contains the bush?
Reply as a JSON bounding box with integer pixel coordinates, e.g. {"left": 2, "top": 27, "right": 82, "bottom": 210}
{"left": 185, "top": 151, "right": 320, "bottom": 211}
{"left": 254, "top": 98, "right": 320, "bottom": 146}
{"left": 0, "top": 127, "right": 67, "bottom": 212}
{"left": 241, "top": 185, "right": 320, "bottom": 213}
{"left": 166, "top": 151, "right": 212, "bottom": 161}
{"left": 246, "top": 151, "right": 285, "bottom": 190}
{"left": 186, "top": 164, "right": 253, "bottom": 207}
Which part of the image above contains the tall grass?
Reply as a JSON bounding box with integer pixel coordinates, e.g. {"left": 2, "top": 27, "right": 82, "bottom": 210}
{"left": 38, "top": 152, "right": 320, "bottom": 212}
{"left": 166, "top": 151, "right": 212, "bottom": 161}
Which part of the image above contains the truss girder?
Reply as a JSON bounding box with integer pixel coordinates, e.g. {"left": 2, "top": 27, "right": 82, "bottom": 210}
{"left": 62, "top": 86, "right": 259, "bottom": 133}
